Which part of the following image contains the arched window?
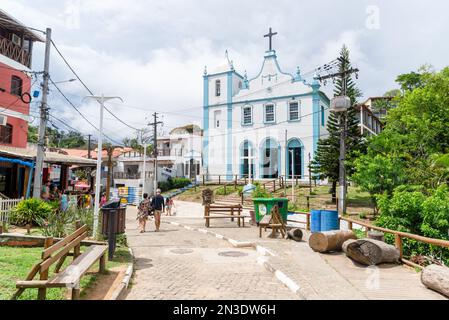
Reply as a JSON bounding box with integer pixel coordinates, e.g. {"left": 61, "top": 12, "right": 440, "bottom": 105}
{"left": 11, "top": 76, "right": 23, "bottom": 96}
{"left": 321, "top": 105, "right": 325, "bottom": 126}
{"left": 0, "top": 124, "right": 13, "bottom": 144}
{"left": 215, "top": 79, "right": 221, "bottom": 96}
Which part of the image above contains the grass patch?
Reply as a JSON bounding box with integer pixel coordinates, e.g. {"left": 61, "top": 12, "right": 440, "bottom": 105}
{"left": 0, "top": 245, "right": 132, "bottom": 300}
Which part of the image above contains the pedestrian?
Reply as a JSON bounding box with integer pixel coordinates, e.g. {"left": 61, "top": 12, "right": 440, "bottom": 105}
{"left": 150, "top": 189, "right": 165, "bottom": 232}
{"left": 165, "top": 196, "right": 174, "bottom": 216}
{"left": 41, "top": 180, "right": 51, "bottom": 201}
{"left": 137, "top": 193, "right": 151, "bottom": 233}
{"left": 60, "top": 190, "right": 69, "bottom": 212}
{"left": 100, "top": 192, "right": 107, "bottom": 207}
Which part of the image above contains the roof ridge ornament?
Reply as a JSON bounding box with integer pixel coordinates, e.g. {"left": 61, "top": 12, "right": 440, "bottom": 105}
{"left": 203, "top": 65, "right": 207, "bottom": 76}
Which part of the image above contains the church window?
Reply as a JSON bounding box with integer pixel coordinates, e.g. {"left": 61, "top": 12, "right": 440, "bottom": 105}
{"left": 242, "top": 106, "right": 252, "bottom": 125}
{"left": 264, "top": 103, "right": 275, "bottom": 123}
{"left": 289, "top": 101, "right": 300, "bottom": 121}
{"left": 215, "top": 80, "right": 221, "bottom": 96}
{"left": 238, "top": 81, "right": 242, "bottom": 89}
{"left": 214, "top": 110, "right": 221, "bottom": 128}
{"left": 321, "top": 105, "right": 325, "bottom": 126}
{"left": 0, "top": 124, "right": 13, "bottom": 144}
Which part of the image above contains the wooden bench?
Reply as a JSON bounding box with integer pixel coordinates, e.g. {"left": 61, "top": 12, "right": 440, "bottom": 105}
{"left": 12, "top": 223, "right": 108, "bottom": 300}
{"left": 204, "top": 204, "right": 246, "bottom": 227}
{"left": 259, "top": 205, "right": 286, "bottom": 238}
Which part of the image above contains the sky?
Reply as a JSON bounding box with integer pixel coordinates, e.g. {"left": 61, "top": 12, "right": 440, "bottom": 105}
{"left": 2, "top": 0, "right": 448, "bottom": 144}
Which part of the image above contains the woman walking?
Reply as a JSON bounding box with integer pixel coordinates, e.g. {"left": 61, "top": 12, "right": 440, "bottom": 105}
{"left": 137, "top": 193, "right": 151, "bottom": 233}
{"left": 165, "top": 197, "right": 174, "bottom": 216}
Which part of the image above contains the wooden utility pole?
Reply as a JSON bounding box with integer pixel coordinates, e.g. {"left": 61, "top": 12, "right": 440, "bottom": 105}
{"left": 148, "top": 113, "right": 162, "bottom": 194}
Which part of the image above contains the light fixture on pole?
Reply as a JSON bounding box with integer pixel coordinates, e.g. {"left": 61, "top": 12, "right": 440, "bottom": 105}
{"left": 52, "top": 78, "right": 77, "bottom": 84}
{"left": 83, "top": 94, "right": 123, "bottom": 239}
{"left": 330, "top": 95, "right": 351, "bottom": 216}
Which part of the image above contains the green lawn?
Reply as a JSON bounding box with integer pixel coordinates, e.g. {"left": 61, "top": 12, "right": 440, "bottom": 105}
{"left": 0, "top": 245, "right": 132, "bottom": 300}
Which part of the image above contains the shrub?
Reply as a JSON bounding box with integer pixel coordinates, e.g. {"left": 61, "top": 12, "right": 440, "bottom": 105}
{"left": 215, "top": 186, "right": 234, "bottom": 196}
{"left": 10, "top": 199, "right": 52, "bottom": 226}
{"left": 171, "top": 177, "right": 191, "bottom": 189}
{"left": 252, "top": 185, "right": 272, "bottom": 198}
{"left": 37, "top": 209, "right": 73, "bottom": 238}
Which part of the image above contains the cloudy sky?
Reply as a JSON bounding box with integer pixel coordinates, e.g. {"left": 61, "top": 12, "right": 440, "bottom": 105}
{"left": 2, "top": 0, "right": 448, "bottom": 143}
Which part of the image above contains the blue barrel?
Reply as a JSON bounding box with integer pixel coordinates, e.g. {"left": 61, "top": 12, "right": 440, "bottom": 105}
{"left": 320, "top": 210, "right": 339, "bottom": 231}
{"left": 310, "top": 210, "right": 322, "bottom": 233}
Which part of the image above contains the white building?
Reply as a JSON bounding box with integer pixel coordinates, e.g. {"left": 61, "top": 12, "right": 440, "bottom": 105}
{"left": 203, "top": 30, "right": 330, "bottom": 182}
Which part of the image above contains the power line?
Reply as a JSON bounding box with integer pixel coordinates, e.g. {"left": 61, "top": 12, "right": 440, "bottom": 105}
{"left": 51, "top": 39, "right": 139, "bottom": 131}
{"left": 49, "top": 78, "right": 124, "bottom": 146}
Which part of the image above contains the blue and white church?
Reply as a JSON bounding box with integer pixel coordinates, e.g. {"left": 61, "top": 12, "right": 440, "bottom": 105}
{"left": 202, "top": 29, "right": 330, "bottom": 181}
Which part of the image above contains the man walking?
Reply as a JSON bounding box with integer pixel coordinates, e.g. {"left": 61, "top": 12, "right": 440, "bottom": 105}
{"left": 151, "top": 189, "right": 165, "bottom": 232}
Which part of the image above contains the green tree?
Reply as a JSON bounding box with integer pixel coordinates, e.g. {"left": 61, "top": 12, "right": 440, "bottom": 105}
{"left": 311, "top": 45, "right": 364, "bottom": 201}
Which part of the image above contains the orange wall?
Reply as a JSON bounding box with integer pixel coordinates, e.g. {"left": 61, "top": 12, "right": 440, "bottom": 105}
{"left": 0, "top": 61, "right": 31, "bottom": 148}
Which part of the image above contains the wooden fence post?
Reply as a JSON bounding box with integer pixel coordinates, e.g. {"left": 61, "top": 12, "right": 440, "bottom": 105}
{"left": 273, "top": 180, "right": 276, "bottom": 192}
{"left": 218, "top": 175, "right": 221, "bottom": 185}
{"left": 234, "top": 177, "right": 237, "bottom": 190}
{"left": 38, "top": 237, "right": 54, "bottom": 300}
{"left": 306, "top": 196, "right": 310, "bottom": 211}
{"left": 224, "top": 184, "right": 227, "bottom": 195}
{"left": 202, "top": 175, "right": 205, "bottom": 186}
{"left": 348, "top": 221, "right": 353, "bottom": 231}
{"left": 306, "top": 213, "right": 310, "bottom": 231}
{"left": 395, "top": 234, "right": 403, "bottom": 259}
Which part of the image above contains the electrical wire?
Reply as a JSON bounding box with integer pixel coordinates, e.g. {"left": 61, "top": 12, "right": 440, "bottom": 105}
{"left": 50, "top": 39, "right": 139, "bottom": 131}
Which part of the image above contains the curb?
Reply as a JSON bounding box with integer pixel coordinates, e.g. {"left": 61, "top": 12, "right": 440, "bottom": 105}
{"left": 109, "top": 247, "right": 134, "bottom": 300}
{"left": 163, "top": 219, "right": 304, "bottom": 298}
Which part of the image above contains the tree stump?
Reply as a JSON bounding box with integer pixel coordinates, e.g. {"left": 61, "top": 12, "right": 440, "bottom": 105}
{"left": 342, "top": 238, "right": 400, "bottom": 265}
{"left": 308, "top": 230, "right": 357, "bottom": 253}
{"left": 287, "top": 228, "right": 303, "bottom": 242}
{"left": 202, "top": 188, "right": 213, "bottom": 205}
{"left": 421, "top": 264, "right": 449, "bottom": 298}
{"left": 367, "top": 230, "right": 385, "bottom": 242}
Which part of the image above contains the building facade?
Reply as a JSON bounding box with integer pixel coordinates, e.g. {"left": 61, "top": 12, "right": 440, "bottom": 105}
{"left": 203, "top": 39, "right": 330, "bottom": 181}
{"left": 0, "top": 9, "right": 43, "bottom": 148}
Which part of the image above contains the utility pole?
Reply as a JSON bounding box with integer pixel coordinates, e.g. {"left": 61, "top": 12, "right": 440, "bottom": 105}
{"left": 284, "top": 129, "right": 287, "bottom": 196}
{"left": 308, "top": 152, "right": 312, "bottom": 195}
{"left": 290, "top": 149, "right": 295, "bottom": 203}
{"left": 106, "top": 145, "right": 113, "bottom": 201}
{"left": 87, "top": 134, "right": 92, "bottom": 159}
{"left": 316, "top": 57, "right": 358, "bottom": 216}
{"left": 33, "top": 28, "right": 51, "bottom": 199}
{"left": 148, "top": 112, "right": 162, "bottom": 194}
{"left": 83, "top": 95, "right": 123, "bottom": 239}
{"left": 139, "top": 128, "right": 149, "bottom": 197}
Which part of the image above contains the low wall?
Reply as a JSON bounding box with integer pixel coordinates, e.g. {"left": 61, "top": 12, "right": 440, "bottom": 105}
{"left": 0, "top": 233, "right": 106, "bottom": 247}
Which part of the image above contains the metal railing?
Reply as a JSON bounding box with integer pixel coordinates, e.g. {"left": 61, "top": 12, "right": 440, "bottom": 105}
{"left": 0, "top": 36, "right": 31, "bottom": 68}
{"left": 0, "top": 198, "right": 22, "bottom": 225}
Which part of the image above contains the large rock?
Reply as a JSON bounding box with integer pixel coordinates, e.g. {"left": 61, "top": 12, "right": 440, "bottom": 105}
{"left": 421, "top": 264, "right": 449, "bottom": 298}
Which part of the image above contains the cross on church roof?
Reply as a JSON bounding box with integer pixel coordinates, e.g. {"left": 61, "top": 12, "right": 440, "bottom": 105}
{"left": 264, "top": 27, "right": 277, "bottom": 51}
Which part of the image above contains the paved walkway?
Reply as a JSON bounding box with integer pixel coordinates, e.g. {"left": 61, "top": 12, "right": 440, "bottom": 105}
{"left": 123, "top": 206, "right": 299, "bottom": 300}
{"left": 149, "top": 200, "right": 446, "bottom": 300}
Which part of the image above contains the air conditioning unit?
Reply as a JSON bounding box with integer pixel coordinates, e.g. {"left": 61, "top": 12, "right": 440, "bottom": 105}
{"left": 0, "top": 115, "right": 7, "bottom": 126}
{"left": 11, "top": 34, "right": 21, "bottom": 46}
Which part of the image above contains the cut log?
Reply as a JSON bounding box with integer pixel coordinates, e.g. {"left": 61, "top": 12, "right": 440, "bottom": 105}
{"left": 367, "top": 231, "right": 385, "bottom": 242}
{"left": 287, "top": 228, "right": 303, "bottom": 242}
{"left": 342, "top": 238, "right": 400, "bottom": 265}
{"left": 308, "top": 230, "right": 357, "bottom": 253}
{"left": 421, "top": 264, "right": 449, "bottom": 298}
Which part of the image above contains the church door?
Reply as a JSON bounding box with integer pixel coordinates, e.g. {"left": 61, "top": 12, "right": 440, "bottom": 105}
{"left": 261, "top": 138, "right": 279, "bottom": 179}
{"left": 240, "top": 141, "right": 255, "bottom": 179}
{"left": 287, "top": 139, "right": 302, "bottom": 179}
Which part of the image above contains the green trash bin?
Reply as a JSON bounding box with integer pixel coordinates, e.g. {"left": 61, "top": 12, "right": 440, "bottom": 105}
{"left": 253, "top": 198, "right": 289, "bottom": 223}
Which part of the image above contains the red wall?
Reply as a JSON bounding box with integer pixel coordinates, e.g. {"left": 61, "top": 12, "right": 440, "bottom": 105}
{"left": 0, "top": 61, "right": 31, "bottom": 148}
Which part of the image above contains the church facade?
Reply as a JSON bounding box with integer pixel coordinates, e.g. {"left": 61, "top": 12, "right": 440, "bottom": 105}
{"left": 202, "top": 31, "right": 330, "bottom": 181}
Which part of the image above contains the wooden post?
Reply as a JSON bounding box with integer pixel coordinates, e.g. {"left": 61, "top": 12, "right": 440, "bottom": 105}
{"left": 224, "top": 184, "right": 227, "bottom": 195}
{"left": 306, "top": 213, "right": 310, "bottom": 231}
{"left": 218, "top": 175, "right": 221, "bottom": 185}
{"left": 99, "top": 253, "right": 106, "bottom": 274}
{"left": 38, "top": 237, "right": 54, "bottom": 300}
{"left": 26, "top": 223, "right": 31, "bottom": 235}
{"left": 395, "top": 234, "right": 403, "bottom": 259}
{"left": 365, "top": 226, "right": 371, "bottom": 237}
{"left": 234, "top": 177, "right": 237, "bottom": 190}
{"left": 204, "top": 204, "right": 210, "bottom": 227}
{"left": 348, "top": 221, "right": 353, "bottom": 231}
{"left": 202, "top": 174, "right": 205, "bottom": 186}
{"left": 244, "top": 176, "right": 247, "bottom": 185}
{"left": 295, "top": 175, "right": 298, "bottom": 187}
{"left": 273, "top": 180, "right": 276, "bottom": 192}
{"left": 306, "top": 196, "right": 310, "bottom": 211}
{"left": 106, "top": 146, "right": 113, "bottom": 201}
{"left": 0, "top": 224, "right": 2, "bottom": 234}
{"left": 241, "top": 192, "right": 244, "bottom": 205}
{"left": 231, "top": 207, "right": 234, "bottom": 223}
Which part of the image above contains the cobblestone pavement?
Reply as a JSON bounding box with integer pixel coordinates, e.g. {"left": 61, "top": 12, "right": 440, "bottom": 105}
{"left": 123, "top": 207, "right": 300, "bottom": 300}
{"left": 158, "top": 200, "right": 446, "bottom": 300}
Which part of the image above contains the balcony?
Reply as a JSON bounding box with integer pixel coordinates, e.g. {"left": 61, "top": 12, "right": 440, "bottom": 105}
{"left": 113, "top": 172, "right": 153, "bottom": 180}
{"left": 0, "top": 36, "right": 31, "bottom": 68}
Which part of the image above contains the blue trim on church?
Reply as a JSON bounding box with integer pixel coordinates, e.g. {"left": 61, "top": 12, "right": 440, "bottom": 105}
{"left": 226, "top": 72, "right": 233, "bottom": 181}
{"left": 203, "top": 75, "right": 209, "bottom": 173}
{"left": 312, "top": 79, "right": 321, "bottom": 156}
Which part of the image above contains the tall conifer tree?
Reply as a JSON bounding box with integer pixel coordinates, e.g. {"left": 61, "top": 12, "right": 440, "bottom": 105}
{"left": 311, "top": 45, "right": 364, "bottom": 201}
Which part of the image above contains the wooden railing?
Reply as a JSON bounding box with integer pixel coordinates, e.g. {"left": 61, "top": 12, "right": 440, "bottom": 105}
{"left": 287, "top": 211, "right": 449, "bottom": 270}
{"left": 340, "top": 216, "right": 449, "bottom": 269}
{"left": 0, "top": 36, "right": 31, "bottom": 68}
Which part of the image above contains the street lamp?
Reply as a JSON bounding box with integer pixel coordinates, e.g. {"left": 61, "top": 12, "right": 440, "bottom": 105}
{"left": 289, "top": 149, "right": 295, "bottom": 203}
{"left": 52, "top": 78, "right": 77, "bottom": 84}
{"left": 330, "top": 95, "right": 351, "bottom": 216}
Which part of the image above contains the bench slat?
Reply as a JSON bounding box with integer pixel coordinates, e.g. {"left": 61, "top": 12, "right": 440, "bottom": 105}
{"left": 42, "top": 225, "right": 88, "bottom": 259}
{"left": 40, "top": 232, "right": 88, "bottom": 272}
{"left": 49, "top": 245, "right": 107, "bottom": 286}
